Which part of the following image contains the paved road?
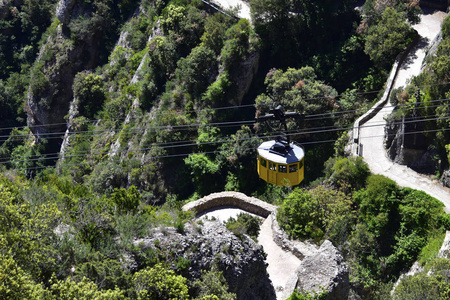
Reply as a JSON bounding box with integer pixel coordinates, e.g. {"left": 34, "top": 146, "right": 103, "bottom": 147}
{"left": 359, "top": 9, "right": 450, "bottom": 210}
{"left": 209, "top": 0, "right": 251, "bottom": 20}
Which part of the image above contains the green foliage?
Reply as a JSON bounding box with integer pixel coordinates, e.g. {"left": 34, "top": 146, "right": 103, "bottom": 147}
{"left": 392, "top": 258, "right": 450, "bottom": 300}
{"left": 73, "top": 258, "right": 131, "bottom": 291}
{"left": 50, "top": 276, "right": 125, "bottom": 300}
{"left": 220, "top": 19, "right": 250, "bottom": 71}
{"left": 73, "top": 72, "right": 106, "bottom": 118}
{"left": 109, "top": 185, "right": 141, "bottom": 214}
{"left": 184, "top": 153, "right": 220, "bottom": 195}
{"left": 0, "top": 176, "right": 61, "bottom": 281}
{"left": 225, "top": 213, "right": 261, "bottom": 241}
{"left": 0, "top": 251, "right": 49, "bottom": 299}
{"left": 349, "top": 175, "right": 447, "bottom": 290}
{"left": 202, "top": 72, "right": 231, "bottom": 107}
{"left": 0, "top": 0, "right": 57, "bottom": 79}
{"left": 325, "top": 156, "right": 370, "bottom": 192}
{"left": 364, "top": 7, "right": 416, "bottom": 69}
{"left": 287, "top": 289, "right": 327, "bottom": 300}
{"left": 133, "top": 263, "right": 189, "bottom": 299}
{"left": 442, "top": 15, "right": 450, "bottom": 39}
{"left": 418, "top": 232, "right": 446, "bottom": 265}
{"left": 200, "top": 13, "right": 234, "bottom": 55}
{"left": 89, "top": 161, "right": 128, "bottom": 194}
{"left": 192, "top": 268, "right": 236, "bottom": 300}
{"left": 277, "top": 186, "right": 353, "bottom": 242}
{"left": 175, "top": 44, "right": 217, "bottom": 97}
{"left": 277, "top": 188, "right": 325, "bottom": 240}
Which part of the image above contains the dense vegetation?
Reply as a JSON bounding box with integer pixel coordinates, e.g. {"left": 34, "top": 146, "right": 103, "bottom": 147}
{"left": 0, "top": 0, "right": 449, "bottom": 299}
{"left": 278, "top": 157, "right": 449, "bottom": 297}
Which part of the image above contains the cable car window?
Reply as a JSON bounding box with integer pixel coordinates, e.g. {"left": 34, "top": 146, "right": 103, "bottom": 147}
{"left": 260, "top": 157, "right": 267, "bottom": 167}
{"left": 269, "top": 162, "right": 276, "bottom": 171}
{"left": 289, "top": 164, "right": 298, "bottom": 173}
{"left": 279, "top": 165, "right": 287, "bottom": 173}
{"left": 299, "top": 159, "right": 304, "bottom": 169}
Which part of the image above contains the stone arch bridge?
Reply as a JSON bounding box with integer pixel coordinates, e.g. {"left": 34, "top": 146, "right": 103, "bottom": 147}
{"left": 181, "top": 191, "right": 276, "bottom": 218}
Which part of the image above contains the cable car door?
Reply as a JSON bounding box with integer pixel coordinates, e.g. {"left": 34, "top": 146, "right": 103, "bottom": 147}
{"left": 268, "top": 162, "right": 277, "bottom": 184}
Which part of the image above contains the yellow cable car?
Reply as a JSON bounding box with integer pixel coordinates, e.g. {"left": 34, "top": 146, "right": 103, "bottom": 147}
{"left": 257, "top": 140, "right": 304, "bottom": 186}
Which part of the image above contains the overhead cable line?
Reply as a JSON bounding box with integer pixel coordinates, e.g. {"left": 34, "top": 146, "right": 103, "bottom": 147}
{"left": 1, "top": 97, "right": 449, "bottom": 144}
{"left": 12, "top": 126, "right": 450, "bottom": 172}
{"left": 2, "top": 114, "right": 450, "bottom": 166}
{"left": 4, "top": 80, "right": 450, "bottom": 133}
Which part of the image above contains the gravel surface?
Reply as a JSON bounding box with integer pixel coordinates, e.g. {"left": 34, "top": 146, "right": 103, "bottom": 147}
{"left": 359, "top": 9, "right": 450, "bottom": 211}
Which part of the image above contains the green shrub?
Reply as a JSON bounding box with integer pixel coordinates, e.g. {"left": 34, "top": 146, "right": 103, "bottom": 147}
{"left": 192, "top": 268, "right": 236, "bottom": 300}
{"left": 133, "top": 263, "right": 189, "bottom": 299}
{"left": 326, "top": 156, "right": 370, "bottom": 192}
{"left": 225, "top": 213, "right": 261, "bottom": 241}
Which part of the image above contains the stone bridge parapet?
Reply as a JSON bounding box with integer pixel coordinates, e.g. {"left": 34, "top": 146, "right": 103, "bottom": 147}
{"left": 182, "top": 191, "right": 277, "bottom": 218}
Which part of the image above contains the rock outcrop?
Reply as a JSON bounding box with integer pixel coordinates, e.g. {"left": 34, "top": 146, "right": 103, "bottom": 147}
{"left": 231, "top": 50, "right": 259, "bottom": 106}
{"left": 27, "top": 0, "right": 111, "bottom": 142}
{"left": 441, "top": 169, "right": 450, "bottom": 188}
{"left": 385, "top": 112, "right": 436, "bottom": 173}
{"left": 56, "top": 0, "right": 76, "bottom": 25}
{"left": 133, "top": 220, "right": 276, "bottom": 300}
{"left": 295, "top": 240, "right": 350, "bottom": 299}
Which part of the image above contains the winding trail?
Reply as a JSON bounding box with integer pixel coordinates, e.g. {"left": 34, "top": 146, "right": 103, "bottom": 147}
{"left": 359, "top": 9, "right": 450, "bottom": 210}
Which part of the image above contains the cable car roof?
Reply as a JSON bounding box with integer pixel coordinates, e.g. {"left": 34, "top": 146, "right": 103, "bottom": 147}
{"left": 257, "top": 140, "right": 304, "bottom": 164}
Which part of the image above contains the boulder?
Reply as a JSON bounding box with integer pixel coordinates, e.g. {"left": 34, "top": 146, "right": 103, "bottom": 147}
{"left": 440, "top": 169, "right": 450, "bottom": 188}
{"left": 295, "top": 240, "right": 350, "bottom": 299}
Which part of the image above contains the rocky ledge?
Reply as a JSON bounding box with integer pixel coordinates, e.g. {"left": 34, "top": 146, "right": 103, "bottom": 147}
{"left": 132, "top": 219, "right": 276, "bottom": 300}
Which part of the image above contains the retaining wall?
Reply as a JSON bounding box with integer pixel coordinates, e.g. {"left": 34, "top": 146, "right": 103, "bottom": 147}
{"left": 351, "top": 35, "right": 420, "bottom": 156}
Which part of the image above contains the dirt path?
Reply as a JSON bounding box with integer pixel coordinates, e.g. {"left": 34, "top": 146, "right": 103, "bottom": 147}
{"left": 202, "top": 208, "right": 301, "bottom": 299}
{"left": 359, "top": 9, "right": 450, "bottom": 210}
{"left": 257, "top": 216, "right": 301, "bottom": 300}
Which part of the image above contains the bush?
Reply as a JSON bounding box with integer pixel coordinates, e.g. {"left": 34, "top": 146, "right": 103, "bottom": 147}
{"left": 133, "top": 264, "right": 189, "bottom": 299}
{"left": 225, "top": 213, "right": 261, "bottom": 241}
{"left": 325, "top": 156, "right": 370, "bottom": 192}
{"left": 192, "top": 268, "right": 236, "bottom": 300}
{"left": 277, "top": 188, "right": 325, "bottom": 240}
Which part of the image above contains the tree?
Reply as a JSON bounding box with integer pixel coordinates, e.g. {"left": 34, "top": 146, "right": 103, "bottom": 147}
{"left": 133, "top": 264, "right": 189, "bottom": 300}
{"left": 325, "top": 156, "right": 370, "bottom": 192}
{"left": 109, "top": 185, "right": 141, "bottom": 214}
{"left": 175, "top": 45, "right": 217, "bottom": 97}
{"left": 364, "top": 7, "right": 416, "bottom": 69}
{"left": 184, "top": 153, "right": 221, "bottom": 195}
{"left": 73, "top": 72, "right": 106, "bottom": 118}
{"left": 0, "top": 251, "right": 49, "bottom": 300}
{"left": 50, "top": 277, "right": 125, "bottom": 300}
{"left": 192, "top": 268, "right": 236, "bottom": 300}
{"left": 0, "top": 176, "right": 61, "bottom": 281}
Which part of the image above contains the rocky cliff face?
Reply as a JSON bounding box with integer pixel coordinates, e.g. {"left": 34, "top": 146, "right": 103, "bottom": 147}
{"left": 295, "top": 240, "right": 350, "bottom": 299}
{"left": 27, "top": 0, "right": 109, "bottom": 142}
{"left": 385, "top": 112, "right": 436, "bottom": 173}
{"left": 133, "top": 220, "right": 276, "bottom": 300}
